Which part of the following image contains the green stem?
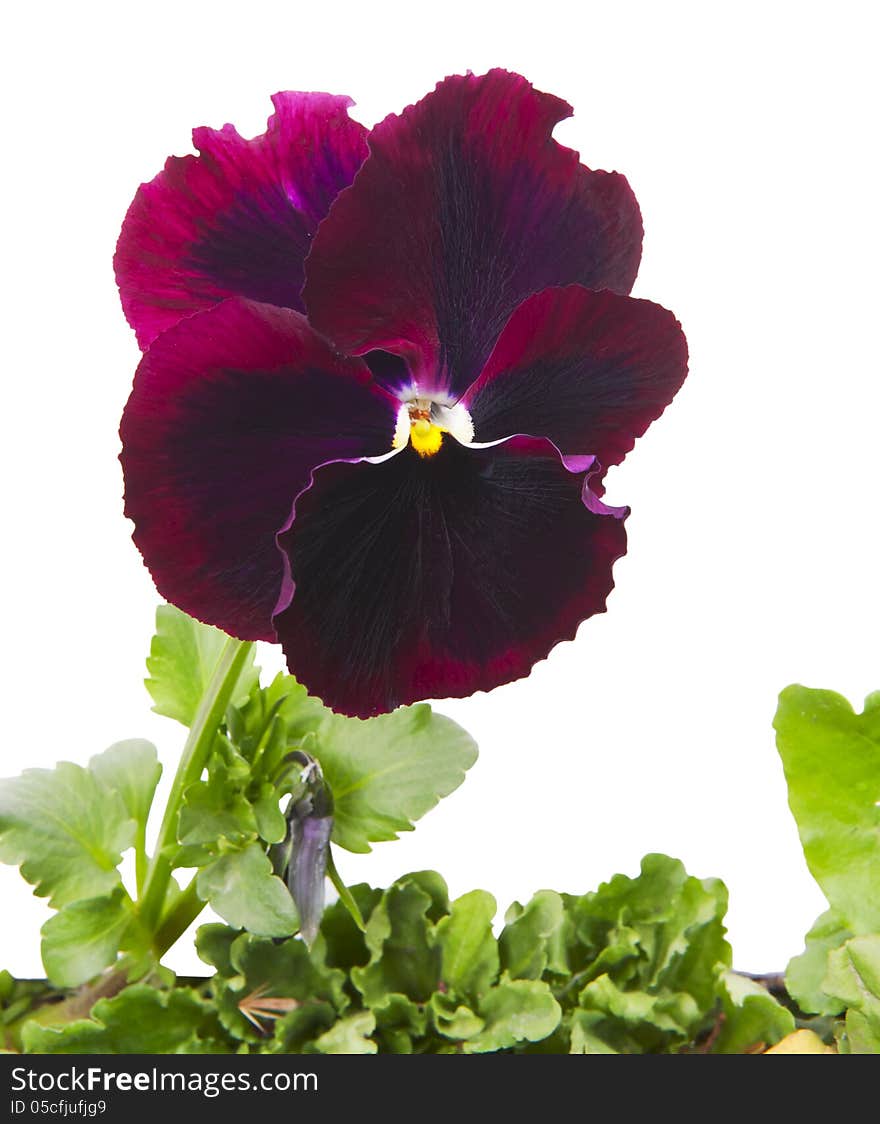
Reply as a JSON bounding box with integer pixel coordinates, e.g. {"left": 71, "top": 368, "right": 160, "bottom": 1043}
{"left": 134, "top": 824, "right": 148, "bottom": 896}
{"left": 138, "top": 637, "right": 254, "bottom": 938}
{"left": 326, "top": 847, "right": 365, "bottom": 932}
{"left": 153, "top": 879, "right": 205, "bottom": 957}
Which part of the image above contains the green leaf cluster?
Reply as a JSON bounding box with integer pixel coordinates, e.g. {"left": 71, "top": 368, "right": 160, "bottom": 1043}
{"left": 775, "top": 686, "right": 880, "bottom": 1050}
{"left": 0, "top": 605, "right": 477, "bottom": 983}
{"left": 0, "top": 740, "right": 161, "bottom": 987}
{"left": 551, "top": 854, "right": 793, "bottom": 1053}
{"left": 7, "top": 855, "right": 792, "bottom": 1054}
{"left": 175, "top": 637, "right": 477, "bottom": 935}
{"left": 346, "top": 872, "right": 562, "bottom": 1053}
{"left": 20, "top": 985, "right": 226, "bottom": 1054}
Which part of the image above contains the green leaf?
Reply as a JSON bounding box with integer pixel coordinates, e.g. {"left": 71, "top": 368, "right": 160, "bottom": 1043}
{"left": 436, "top": 889, "right": 499, "bottom": 1001}
{"left": 429, "top": 992, "right": 485, "bottom": 1040}
{"left": 262, "top": 672, "right": 330, "bottom": 741}
{"left": 178, "top": 768, "right": 258, "bottom": 846}
{"left": 311, "top": 1011, "right": 377, "bottom": 1054}
{"left": 463, "top": 976, "right": 561, "bottom": 1053}
{"left": 222, "top": 674, "right": 329, "bottom": 800}
{"left": 843, "top": 1010, "right": 880, "bottom": 1054}
{"left": 785, "top": 909, "right": 850, "bottom": 1016}
{"left": 89, "top": 740, "right": 161, "bottom": 837}
{"left": 352, "top": 873, "right": 447, "bottom": 1005}
{"left": 500, "top": 890, "right": 565, "bottom": 980}
{"left": 0, "top": 762, "right": 134, "bottom": 907}
{"left": 195, "top": 923, "right": 239, "bottom": 977}
{"left": 40, "top": 889, "right": 133, "bottom": 987}
{"left": 713, "top": 971, "right": 795, "bottom": 1054}
{"left": 253, "top": 787, "right": 286, "bottom": 844}
{"left": 269, "top": 1003, "right": 338, "bottom": 1053}
{"left": 774, "top": 685, "right": 880, "bottom": 932}
{"left": 313, "top": 884, "right": 382, "bottom": 975}
{"left": 823, "top": 936, "right": 880, "bottom": 1054}
{"left": 572, "top": 855, "right": 728, "bottom": 1003}
{"left": 314, "top": 705, "right": 478, "bottom": 853}
{"left": 404, "top": 869, "right": 450, "bottom": 923}
{"left": 578, "top": 972, "right": 701, "bottom": 1050}
{"left": 325, "top": 850, "right": 366, "bottom": 933}
{"left": 823, "top": 935, "right": 880, "bottom": 1014}
{"left": 146, "top": 604, "right": 259, "bottom": 726}
{"left": 197, "top": 844, "right": 298, "bottom": 937}
{"left": 372, "top": 993, "right": 428, "bottom": 1054}
{"left": 198, "top": 927, "right": 346, "bottom": 1044}
{"left": 20, "top": 985, "right": 212, "bottom": 1053}
{"left": 558, "top": 855, "right": 729, "bottom": 1052}
{"left": 568, "top": 1010, "right": 620, "bottom": 1054}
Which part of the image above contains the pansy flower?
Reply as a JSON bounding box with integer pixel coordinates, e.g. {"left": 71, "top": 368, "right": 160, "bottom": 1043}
{"left": 116, "top": 70, "right": 688, "bottom": 718}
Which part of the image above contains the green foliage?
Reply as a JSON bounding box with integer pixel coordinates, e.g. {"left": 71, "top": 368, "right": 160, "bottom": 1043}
{"left": 9, "top": 857, "right": 796, "bottom": 1054}
{"left": 196, "top": 844, "right": 299, "bottom": 937}
{"left": 1, "top": 974, "right": 57, "bottom": 1051}
{"left": 145, "top": 604, "right": 259, "bottom": 725}
{"left": 195, "top": 925, "right": 346, "bottom": 1047}
{"left": 462, "top": 977, "right": 561, "bottom": 1052}
{"left": 89, "top": 740, "right": 162, "bottom": 840}
{"left": 437, "top": 890, "right": 499, "bottom": 1001}
{"left": 500, "top": 890, "right": 566, "bottom": 980}
{"left": 822, "top": 936, "right": 880, "bottom": 1053}
{"left": 0, "top": 757, "right": 136, "bottom": 908}
{"left": 20, "top": 985, "right": 220, "bottom": 1054}
{"left": 785, "top": 910, "right": 850, "bottom": 1016}
{"left": 352, "top": 872, "right": 445, "bottom": 1005}
{"left": 0, "top": 605, "right": 477, "bottom": 986}
{"left": 555, "top": 855, "right": 732, "bottom": 1053}
{"left": 312, "top": 1011, "right": 377, "bottom": 1054}
{"left": 314, "top": 707, "right": 478, "bottom": 853}
{"left": 776, "top": 686, "right": 880, "bottom": 1026}
{"left": 40, "top": 889, "right": 134, "bottom": 988}
{"left": 154, "top": 613, "right": 477, "bottom": 933}
{"left": 775, "top": 687, "right": 880, "bottom": 932}
{"left": 5, "top": 605, "right": 879, "bottom": 1052}
{"left": 713, "top": 971, "right": 795, "bottom": 1054}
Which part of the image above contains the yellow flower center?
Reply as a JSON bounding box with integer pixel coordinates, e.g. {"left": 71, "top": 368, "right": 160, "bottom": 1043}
{"left": 409, "top": 414, "right": 445, "bottom": 457}
{"left": 391, "top": 398, "right": 474, "bottom": 457}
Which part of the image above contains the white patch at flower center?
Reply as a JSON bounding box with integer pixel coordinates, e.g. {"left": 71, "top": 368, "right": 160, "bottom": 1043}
{"left": 392, "top": 397, "right": 474, "bottom": 458}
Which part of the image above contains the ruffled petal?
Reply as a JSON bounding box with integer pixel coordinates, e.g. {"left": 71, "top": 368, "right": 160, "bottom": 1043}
{"left": 304, "top": 69, "right": 643, "bottom": 400}
{"left": 274, "top": 436, "right": 628, "bottom": 717}
{"left": 120, "top": 299, "right": 398, "bottom": 640}
{"left": 115, "top": 93, "right": 368, "bottom": 349}
{"left": 463, "top": 286, "right": 688, "bottom": 470}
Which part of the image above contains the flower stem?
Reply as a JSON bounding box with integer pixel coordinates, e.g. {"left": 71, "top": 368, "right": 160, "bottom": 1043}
{"left": 326, "top": 847, "right": 365, "bottom": 932}
{"left": 153, "top": 879, "right": 205, "bottom": 957}
{"left": 134, "top": 823, "right": 148, "bottom": 896}
{"left": 138, "top": 636, "right": 254, "bottom": 939}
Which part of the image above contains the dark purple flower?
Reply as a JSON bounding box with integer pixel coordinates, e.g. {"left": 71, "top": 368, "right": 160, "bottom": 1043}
{"left": 117, "top": 71, "right": 688, "bottom": 718}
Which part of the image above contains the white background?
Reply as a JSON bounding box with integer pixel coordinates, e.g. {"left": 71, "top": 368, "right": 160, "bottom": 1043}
{"left": 2, "top": 0, "right": 878, "bottom": 977}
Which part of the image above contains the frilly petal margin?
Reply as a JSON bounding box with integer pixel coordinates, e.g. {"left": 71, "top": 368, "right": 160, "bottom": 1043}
{"left": 115, "top": 92, "right": 368, "bottom": 349}
{"left": 273, "top": 436, "right": 628, "bottom": 717}
{"left": 304, "top": 69, "right": 643, "bottom": 401}
{"left": 462, "top": 286, "right": 688, "bottom": 471}
{"left": 119, "top": 298, "right": 399, "bottom": 641}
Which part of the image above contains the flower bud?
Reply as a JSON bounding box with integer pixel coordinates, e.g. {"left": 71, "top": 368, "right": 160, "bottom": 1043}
{"left": 270, "top": 751, "right": 334, "bottom": 945}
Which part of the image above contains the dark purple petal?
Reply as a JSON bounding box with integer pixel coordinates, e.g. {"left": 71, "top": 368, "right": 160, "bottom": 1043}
{"left": 115, "top": 93, "right": 368, "bottom": 349}
{"left": 463, "top": 286, "right": 688, "bottom": 471}
{"left": 304, "top": 69, "right": 643, "bottom": 400}
{"left": 120, "top": 299, "right": 398, "bottom": 641}
{"left": 274, "top": 436, "right": 628, "bottom": 717}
